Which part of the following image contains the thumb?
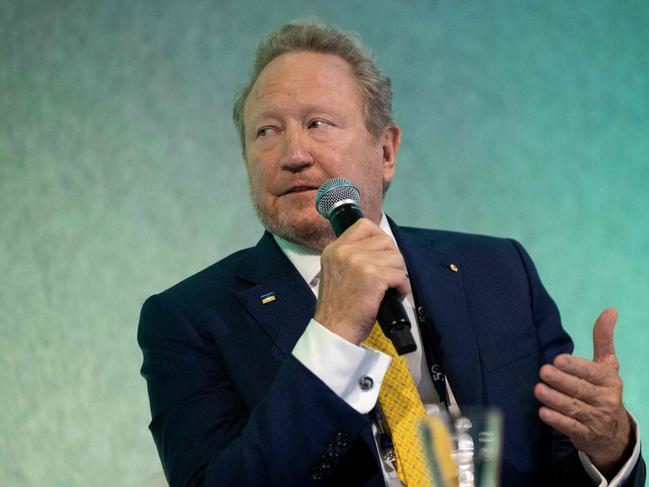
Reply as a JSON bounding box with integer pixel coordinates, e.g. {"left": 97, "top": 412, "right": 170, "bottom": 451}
{"left": 593, "top": 307, "right": 618, "bottom": 364}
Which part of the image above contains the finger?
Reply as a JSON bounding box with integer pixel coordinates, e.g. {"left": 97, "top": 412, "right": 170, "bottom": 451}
{"left": 334, "top": 224, "right": 399, "bottom": 255}
{"left": 339, "top": 249, "right": 406, "bottom": 273}
{"left": 534, "top": 383, "right": 605, "bottom": 424}
{"left": 334, "top": 245, "right": 406, "bottom": 273}
{"left": 593, "top": 307, "right": 618, "bottom": 364}
{"left": 323, "top": 240, "right": 403, "bottom": 273}
{"left": 394, "top": 279, "right": 411, "bottom": 301}
{"left": 350, "top": 233, "right": 399, "bottom": 252}
{"left": 337, "top": 218, "right": 385, "bottom": 242}
{"left": 552, "top": 355, "right": 614, "bottom": 386}
{"left": 374, "top": 266, "right": 411, "bottom": 298}
{"left": 538, "top": 364, "right": 606, "bottom": 405}
{"left": 538, "top": 406, "right": 590, "bottom": 440}
{"left": 359, "top": 252, "right": 410, "bottom": 298}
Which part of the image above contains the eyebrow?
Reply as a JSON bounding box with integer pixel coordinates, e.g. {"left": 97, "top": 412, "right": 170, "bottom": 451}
{"left": 252, "top": 106, "right": 348, "bottom": 125}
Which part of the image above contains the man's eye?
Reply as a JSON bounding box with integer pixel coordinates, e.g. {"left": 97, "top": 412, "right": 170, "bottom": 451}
{"left": 308, "top": 120, "right": 329, "bottom": 129}
{"left": 256, "top": 127, "right": 274, "bottom": 138}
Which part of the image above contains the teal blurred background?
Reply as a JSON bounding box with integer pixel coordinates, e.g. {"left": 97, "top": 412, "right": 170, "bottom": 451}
{"left": 2, "top": 1, "right": 647, "bottom": 485}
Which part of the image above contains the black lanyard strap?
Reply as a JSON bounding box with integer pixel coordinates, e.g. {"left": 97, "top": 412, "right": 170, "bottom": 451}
{"left": 413, "top": 301, "right": 450, "bottom": 411}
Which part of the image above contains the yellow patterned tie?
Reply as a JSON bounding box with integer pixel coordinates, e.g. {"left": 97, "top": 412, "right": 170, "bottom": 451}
{"left": 364, "top": 322, "right": 433, "bottom": 486}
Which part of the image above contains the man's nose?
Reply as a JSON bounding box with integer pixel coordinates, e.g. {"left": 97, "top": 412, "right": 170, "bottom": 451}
{"left": 280, "top": 128, "right": 314, "bottom": 172}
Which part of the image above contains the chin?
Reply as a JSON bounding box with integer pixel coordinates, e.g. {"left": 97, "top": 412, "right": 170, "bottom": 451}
{"left": 255, "top": 205, "right": 335, "bottom": 250}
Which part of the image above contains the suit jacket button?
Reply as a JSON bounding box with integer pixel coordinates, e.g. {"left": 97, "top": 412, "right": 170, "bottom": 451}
{"left": 336, "top": 431, "right": 350, "bottom": 440}
{"left": 336, "top": 433, "right": 350, "bottom": 448}
{"left": 327, "top": 444, "right": 341, "bottom": 458}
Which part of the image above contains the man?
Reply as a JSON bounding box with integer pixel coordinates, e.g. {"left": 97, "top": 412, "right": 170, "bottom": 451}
{"left": 138, "top": 21, "right": 644, "bottom": 486}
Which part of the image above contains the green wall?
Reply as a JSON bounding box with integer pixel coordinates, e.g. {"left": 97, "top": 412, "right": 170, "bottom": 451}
{"left": 2, "top": 1, "right": 647, "bottom": 485}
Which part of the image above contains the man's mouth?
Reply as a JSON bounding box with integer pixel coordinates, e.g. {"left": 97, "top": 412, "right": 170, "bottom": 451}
{"left": 282, "top": 185, "right": 319, "bottom": 195}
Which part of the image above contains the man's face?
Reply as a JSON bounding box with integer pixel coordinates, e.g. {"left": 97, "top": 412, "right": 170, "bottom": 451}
{"left": 242, "top": 51, "right": 399, "bottom": 249}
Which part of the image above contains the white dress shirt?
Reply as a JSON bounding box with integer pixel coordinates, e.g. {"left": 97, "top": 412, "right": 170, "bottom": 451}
{"left": 274, "top": 214, "right": 640, "bottom": 486}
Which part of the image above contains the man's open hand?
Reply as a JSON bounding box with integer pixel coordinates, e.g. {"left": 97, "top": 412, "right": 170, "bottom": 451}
{"left": 534, "top": 308, "right": 633, "bottom": 476}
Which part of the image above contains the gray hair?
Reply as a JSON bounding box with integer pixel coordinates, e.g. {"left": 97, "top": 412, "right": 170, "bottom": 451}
{"left": 232, "top": 19, "right": 394, "bottom": 155}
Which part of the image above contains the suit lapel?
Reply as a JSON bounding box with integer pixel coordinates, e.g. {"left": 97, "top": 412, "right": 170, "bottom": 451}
{"left": 390, "top": 220, "right": 483, "bottom": 407}
{"left": 238, "top": 232, "right": 386, "bottom": 472}
{"left": 236, "top": 232, "right": 316, "bottom": 358}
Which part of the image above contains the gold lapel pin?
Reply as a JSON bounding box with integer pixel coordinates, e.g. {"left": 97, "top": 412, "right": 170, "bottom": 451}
{"left": 449, "top": 264, "right": 459, "bottom": 273}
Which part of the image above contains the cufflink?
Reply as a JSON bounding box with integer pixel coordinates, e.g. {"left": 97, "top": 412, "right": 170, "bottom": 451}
{"left": 358, "top": 376, "right": 374, "bottom": 391}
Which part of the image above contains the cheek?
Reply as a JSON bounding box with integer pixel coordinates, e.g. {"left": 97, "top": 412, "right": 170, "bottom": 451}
{"left": 246, "top": 164, "right": 277, "bottom": 204}
{"left": 246, "top": 147, "right": 279, "bottom": 183}
{"left": 352, "top": 146, "right": 383, "bottom": 178}
{"left": 245, "top": 156, "right": 265, "bottom": 183}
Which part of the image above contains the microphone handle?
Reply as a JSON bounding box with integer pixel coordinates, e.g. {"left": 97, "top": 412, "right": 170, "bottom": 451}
{"left": 328, "top": 204, "right": 417, "bottom": 355}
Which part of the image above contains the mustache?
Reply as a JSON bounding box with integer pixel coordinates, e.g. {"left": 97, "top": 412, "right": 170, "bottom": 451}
{"left": 274, "top": 178, "right": 328, "bottom": 195}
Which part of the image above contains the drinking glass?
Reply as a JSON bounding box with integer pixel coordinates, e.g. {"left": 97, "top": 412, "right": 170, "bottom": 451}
{"left": 420, "top": 407, "right": 502, "bottom": 487}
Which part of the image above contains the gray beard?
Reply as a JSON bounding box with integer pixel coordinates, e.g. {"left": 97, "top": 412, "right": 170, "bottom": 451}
{"left": 245, "top": 172, "right": 386, "bottom": 251}
{"left": 250, "top": 194, "right": 337, "bottom": 251}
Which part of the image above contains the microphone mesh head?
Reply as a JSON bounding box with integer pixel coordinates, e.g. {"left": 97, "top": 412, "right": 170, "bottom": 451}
{"left": 315, "top": 178, "right": 361, "bottom": 218}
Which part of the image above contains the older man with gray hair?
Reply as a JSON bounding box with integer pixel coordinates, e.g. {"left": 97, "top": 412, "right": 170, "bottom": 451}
{"left": 139, "top": 20, "right": 644, "bottom": 486}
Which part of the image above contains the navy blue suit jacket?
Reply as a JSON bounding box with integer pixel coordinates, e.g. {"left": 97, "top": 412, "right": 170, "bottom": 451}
{"left": 138, "top": 222, "right": 645, "bottom": 486}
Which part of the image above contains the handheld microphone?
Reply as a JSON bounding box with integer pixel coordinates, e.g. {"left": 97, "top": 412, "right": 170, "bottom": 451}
{"left": 315, "top": 178, "right": 417, "bottom": 355}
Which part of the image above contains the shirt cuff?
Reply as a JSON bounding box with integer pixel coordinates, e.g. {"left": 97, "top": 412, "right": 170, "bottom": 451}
{"left": 578, "top": 411, "right": 641, "bottom": 487}
{"left": 292, "top": 318, "right": 391, "bottom": 414}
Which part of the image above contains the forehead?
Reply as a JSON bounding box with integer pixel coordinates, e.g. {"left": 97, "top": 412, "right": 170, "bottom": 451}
{"left": 243, "top": 51, "right": 364, "bottom": 118}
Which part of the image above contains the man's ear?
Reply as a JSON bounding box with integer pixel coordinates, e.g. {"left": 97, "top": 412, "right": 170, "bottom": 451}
{"left": 381, "top": 125, "right": 401, "bottom": 184}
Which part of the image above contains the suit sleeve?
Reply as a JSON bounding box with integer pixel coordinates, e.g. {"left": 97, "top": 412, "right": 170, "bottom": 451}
{"left": 137, "top": 292, "right": 373, "bottom": 487}
{"left": 510, "top": 239, "right": 645, "bottom": 487}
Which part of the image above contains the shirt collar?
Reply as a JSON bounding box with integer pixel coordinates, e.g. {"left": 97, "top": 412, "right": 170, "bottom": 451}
{"left": 273, "top": 213, "right": 396, "bottom": 286}
{"left": 272, "top": 232, "right": 322, "bottom": 287}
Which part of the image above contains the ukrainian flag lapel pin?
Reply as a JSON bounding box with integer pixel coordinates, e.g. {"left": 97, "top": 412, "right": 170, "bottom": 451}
{"left": 260, "top": 292, "right": 276, "bottom": 304}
